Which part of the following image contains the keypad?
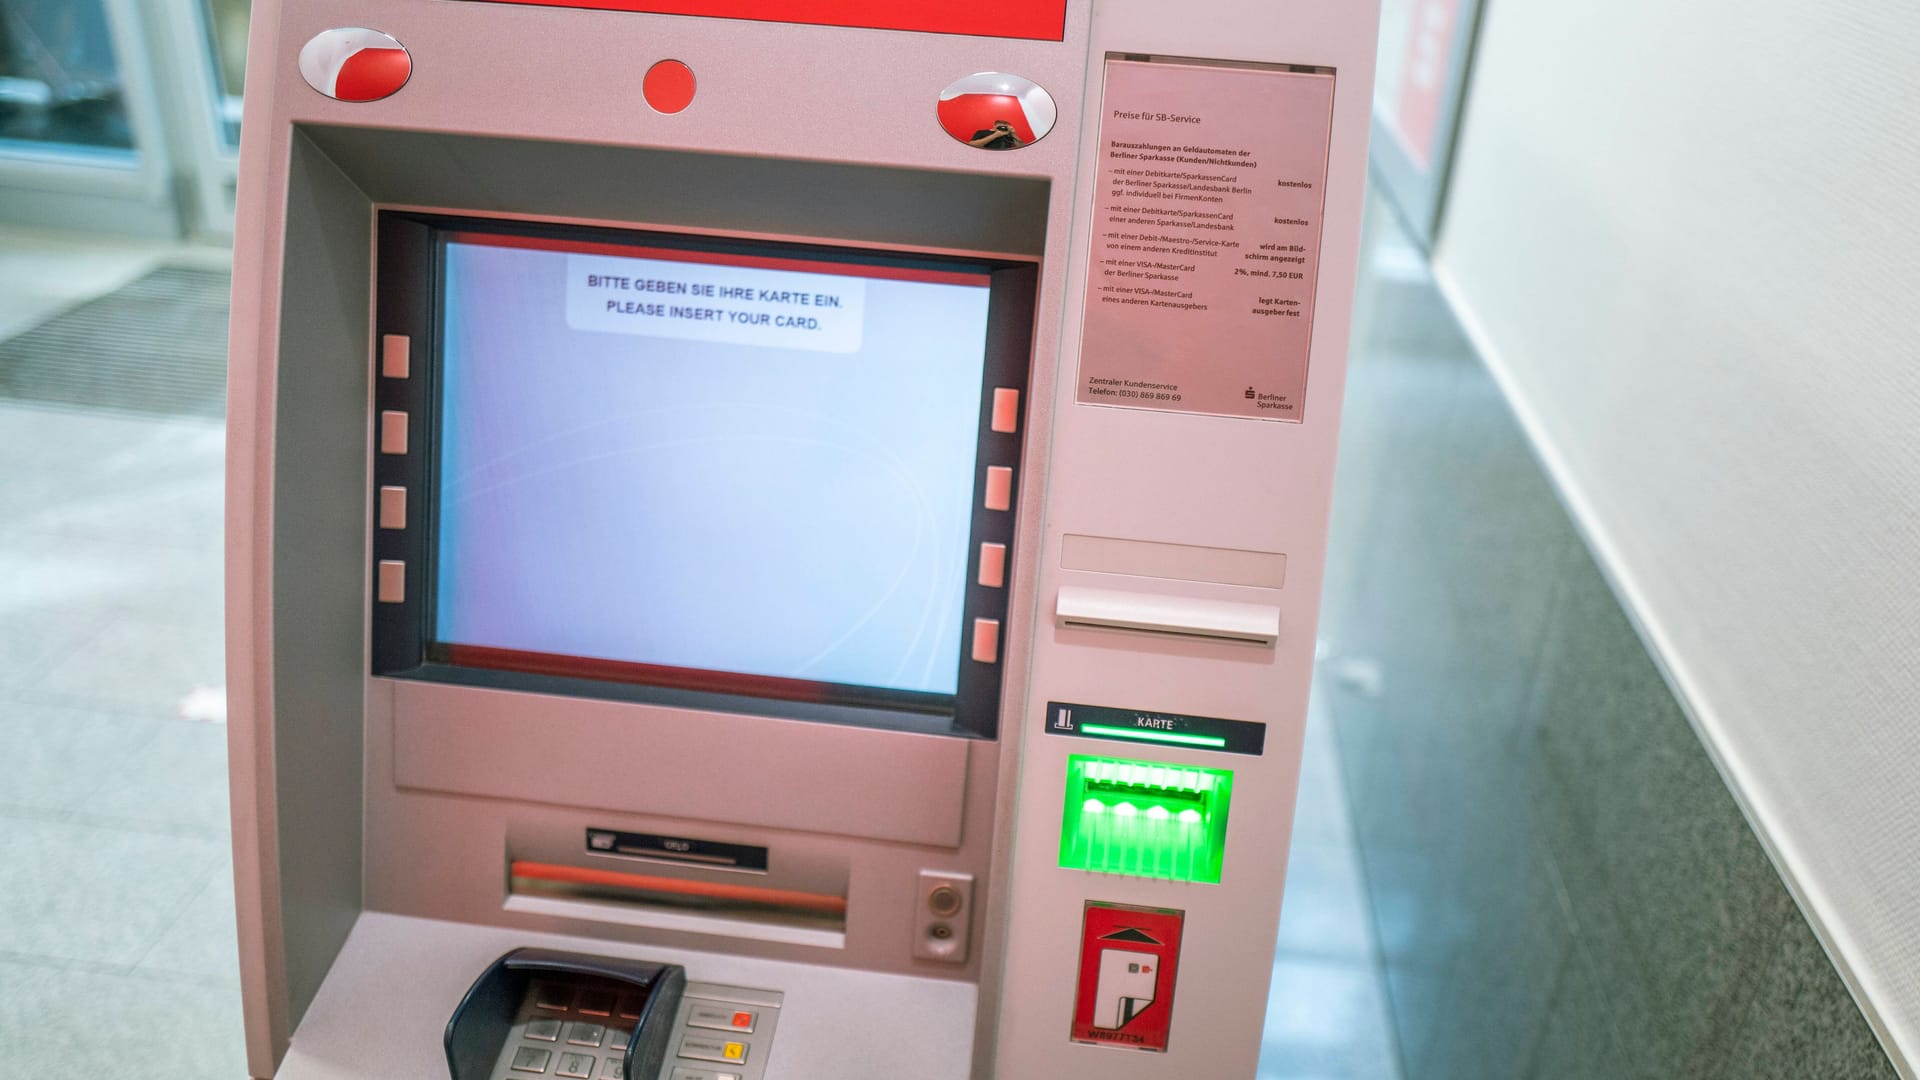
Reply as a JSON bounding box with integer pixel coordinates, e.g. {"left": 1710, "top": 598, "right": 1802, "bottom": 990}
{"left": 492, "top": 981, "right": 640, "bottom": 1080}
{"left": 497, "top": 976, "right": 782, "bottom": 1080}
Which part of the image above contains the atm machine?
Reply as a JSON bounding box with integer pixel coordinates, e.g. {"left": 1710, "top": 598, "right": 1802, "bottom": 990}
{"left": 225, "top": 1, "right": 1378, "bottom": 1077}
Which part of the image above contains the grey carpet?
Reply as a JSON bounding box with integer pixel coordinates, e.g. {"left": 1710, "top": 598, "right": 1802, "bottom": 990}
{"left": 0, "top": 266, "right": 230, "bottom": 419}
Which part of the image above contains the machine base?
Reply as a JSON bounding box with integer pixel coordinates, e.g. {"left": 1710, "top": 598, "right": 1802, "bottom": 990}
{"left": 271, "top": 913, "right": 976, "bottom": 1080}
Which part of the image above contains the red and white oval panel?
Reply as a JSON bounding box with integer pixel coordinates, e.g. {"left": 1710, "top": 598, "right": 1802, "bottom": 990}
{"left": 299, "top": 28, "right": 412, "bottom": 103}
{"left": 937, "top": 72, "right": 1057, "bottom": 151}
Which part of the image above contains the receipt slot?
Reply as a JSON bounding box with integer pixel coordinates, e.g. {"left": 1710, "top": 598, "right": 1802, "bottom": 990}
{"left": 224, "top": 1, "right": 1378, "bottom": 1078}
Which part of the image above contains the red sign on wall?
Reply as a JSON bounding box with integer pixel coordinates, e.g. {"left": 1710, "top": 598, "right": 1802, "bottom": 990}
{"left": 1388, "top": 0, "right": 1464, "bottom": 170}
{"left": 458, "top": 0, "right": 1067, "bottom": 41}
{"left": 1070, "top": 902, "right": 1185, "bottom": 1053}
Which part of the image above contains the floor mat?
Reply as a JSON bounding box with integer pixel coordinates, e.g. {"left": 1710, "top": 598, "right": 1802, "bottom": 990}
{"left": 0, "top": 266, "right": 229, "bottom": 419}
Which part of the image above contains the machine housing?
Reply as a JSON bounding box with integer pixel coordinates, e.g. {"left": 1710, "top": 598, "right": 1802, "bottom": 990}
{"left": 223, "top": 1, "right": 1379, "bottom": 1076}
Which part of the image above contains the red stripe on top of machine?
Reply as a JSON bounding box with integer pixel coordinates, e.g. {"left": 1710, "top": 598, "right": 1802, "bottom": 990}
{"left": 444, "top": 0, "right": 1067, "bottom": 41}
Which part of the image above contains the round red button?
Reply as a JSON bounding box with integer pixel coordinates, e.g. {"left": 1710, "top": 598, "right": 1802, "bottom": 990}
{"left": 644, "top": 60, "right": 696, "bottom": 114}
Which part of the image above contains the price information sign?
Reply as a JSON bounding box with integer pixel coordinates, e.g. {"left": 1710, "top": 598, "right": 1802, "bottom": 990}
{"left": 1077, "top": 57, "right": 1337, "bottom": 422}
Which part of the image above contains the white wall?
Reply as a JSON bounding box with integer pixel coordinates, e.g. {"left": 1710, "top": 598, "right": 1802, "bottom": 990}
{"left": 1432, "top": 1, "right": 1920, "bottom": 1070}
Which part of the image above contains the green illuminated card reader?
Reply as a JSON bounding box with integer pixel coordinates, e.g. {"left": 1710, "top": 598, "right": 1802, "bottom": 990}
{"left": 1059, "top": 755, "right": 1235, "bottom": 884}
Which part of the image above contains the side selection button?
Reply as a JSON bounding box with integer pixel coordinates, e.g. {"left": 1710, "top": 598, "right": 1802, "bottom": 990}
{"left": 378, "top": 485, "right": 406, "bottom": 530}
{"left": 381, "top": 333, "right": 410, "bottom": 378}
{"left": 376, "top": 560, "right": 405, "bottom": 604}
{"left": 991, "top": 387, "right": 1020, "bottom": 433}
{"left": 978, "top": 542, "right": 1007, "bottom": 588}
{"left": 984, "top": 466, "right": 1013, "bottom": 511}
{"left": 379, "top": 410, "right": 408, "bottom": 455}
{"left": 971, "top": 618, "right": 1001, "bottom": 664}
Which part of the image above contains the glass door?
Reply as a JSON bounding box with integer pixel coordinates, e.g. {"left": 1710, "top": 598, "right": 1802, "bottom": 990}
{"left": 0, "top": 0, "right": 173, "bottom": 235}
{"left": 149, "top": 0, "right": 249, "bottom": 236}
{"left": 1370, "top": 0, "right": 1485, "bottom": 248}
{"left": 0, "top": 0, "right": 138, "bottom": 156}
{"left": 204, "top": 0, "right": 245, "bottom": 150}
{"left": 0, "top": 0, "right": 249, "bottom": 239}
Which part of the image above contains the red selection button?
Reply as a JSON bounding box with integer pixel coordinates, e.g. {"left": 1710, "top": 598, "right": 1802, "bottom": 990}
{"left": 644, "top": 59, "right": 696, "bottom": 114}
{"left": 685, "top": 1004, "right": 756, "bottom": 1033}
{"left": 298, "top": 28, "right": 411, "bottom": 103}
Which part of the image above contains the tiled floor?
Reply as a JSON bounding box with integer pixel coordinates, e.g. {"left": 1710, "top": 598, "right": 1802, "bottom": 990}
{"left": 0, "top": 226, "right": 1398, "bottom": 1077}
{"left": 0, "top": 229, "right": 244, "bottom": 1076}
{"left": 0, "top": 226, "right": 229, "bottom": 341}
{"left": 1259, "top": 694, "right": 1403, "bottom": 1079}
{"left": 1315, "top": 194, "right": 1896, "bottom": 1078}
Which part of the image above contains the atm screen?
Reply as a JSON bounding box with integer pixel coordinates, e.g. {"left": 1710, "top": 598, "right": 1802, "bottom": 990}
{"left": 409, "top": 221, "right": 1026, "bottom": 724}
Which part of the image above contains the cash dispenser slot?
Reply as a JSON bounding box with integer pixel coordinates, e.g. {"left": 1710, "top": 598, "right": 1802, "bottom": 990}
{"left": 511, "top": 861, "right": 847, "bottom": 922}
{"left": 505, "top": 830, "right": 851, "bottom": 949}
